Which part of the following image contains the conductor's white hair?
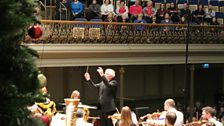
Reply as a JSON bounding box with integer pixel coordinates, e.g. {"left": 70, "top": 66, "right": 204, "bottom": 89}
{"left": 105, "top": 68, "right": 115, "bottom": 78}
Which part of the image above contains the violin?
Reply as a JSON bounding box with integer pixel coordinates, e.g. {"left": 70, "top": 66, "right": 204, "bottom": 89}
{"left": 185, "top": 120, "right": 208, "bottom": 126}
{"left": 108, "top": 113, "right": 121, "bottom": 120}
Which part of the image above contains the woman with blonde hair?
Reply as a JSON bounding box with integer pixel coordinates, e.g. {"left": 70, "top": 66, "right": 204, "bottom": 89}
{"left": 115, "top": 106, "right": 137, "bottom": 126}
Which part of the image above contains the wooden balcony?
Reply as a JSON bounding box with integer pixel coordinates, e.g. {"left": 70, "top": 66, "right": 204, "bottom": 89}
{"left": 24, "top": 20, "right": 224, "bottom": 44}
{"left": 24, "top": 20, "right": 224, "bottom": 67}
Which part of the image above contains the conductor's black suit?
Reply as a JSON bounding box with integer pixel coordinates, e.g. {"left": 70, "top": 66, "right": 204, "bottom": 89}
{"left": 87, "top": 75, "right": 117, "bottom": 126}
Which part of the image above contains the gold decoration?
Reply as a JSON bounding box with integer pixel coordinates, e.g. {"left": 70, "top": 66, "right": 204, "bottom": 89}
{"left": 83, "top": 107, "right": 90, "bottom": 122}
{"left": 64, "top": 98, "right": 80, "bottom": 126}
{"left": 73, "top": 27, "right": 85, "bottom": 39}
{"left": 37, "top": 101, "right": 56, "bottom": 118}
{"left": 89, "top": 28, "right": 100, "bottom": 39}
{"left": 38, "top": 73, "right": 47, "bottom": 88}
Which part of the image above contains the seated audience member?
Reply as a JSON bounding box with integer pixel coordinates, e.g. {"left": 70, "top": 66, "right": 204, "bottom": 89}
{"left": 86, "top": 0, "right": 101, "bottom": 20}
{"left": 71, "top": 0, "right": 84, "bottom": 19}
{"left": 179, "top": 16, "right": 187, "bottom": 24}
{"left": 161, "top": 13, "right": 174, "bottom": 31}
{"left": 156, "top": 3, "right": 168, "bottom": 23}
{"left": 165, "top": 112, "right": 177, "bottom": 126}
{"left": 105, "top": 12, "right": 116, "bottom": 35}
{"left": 167, "top": 2, "right": 179, "bottom": 23}
{"left": 151, "top": 15, "right": 158, "bottom": 24}
{"left": 56, "top": 0, "right": 70, "bottom": 20}
{"left": 179, "top": 2, "right": 191, "bottom": 22}
{"left": 76, "top": 109, "right": 93, "bottom": 126}
{"left": 204, "top": 5, "right": 215, "bottom": 24}
{"left": 115, "top": 106, "right": 137, "bottom": 126}
{"left": 143, "top": 0, "right": 157, "bottom": 23}
{"left": 105, "top": 11, "right": 116, "bottom": 22}
{"left": 201, "top": 106, "right": 223, "bottom": 126}
{"left": 210, "top": 17, "right": 219, "bottom": 25}
{"left": 178, "top": 16, "right": 187, "bottom": 31}
{"left": 193, "top": 4, "right": 205, "bottom": 24}
{"left": 116, "top": 0, "right": 129, "bottom": 22}
{"left": 159, "top": 99, "right": 184, "bottom": 126}
{"left": 134, "top": 14, "right": 147, "bottom": 31}
{"left": 101, "top": 0, "right": 114, "bottom": 21}
{"left": 129, "top": 0, "right": 142, "bottom": 22}
{"left": 34, "top": 6, "right": 42, "bottom": 20}
{"left": 210, "top": 17, "right": 220, "bottom": 33}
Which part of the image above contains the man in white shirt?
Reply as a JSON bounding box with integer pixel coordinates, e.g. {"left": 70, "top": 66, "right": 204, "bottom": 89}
{"left": 159, "top": 99, "right": 184, "bottom": 126}
{"left": 201, "top": 106, "right": 223, "bottom": 126}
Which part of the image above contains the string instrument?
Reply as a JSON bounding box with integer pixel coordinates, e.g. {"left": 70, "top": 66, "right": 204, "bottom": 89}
{"left": 108, "top": 113, "right": 121, "bottom": 120}
{"left": 185, "top": 120, "right": 207, "bottom": 126}
{"left": 140, "top": 112, "right": 164, "bottom": 126}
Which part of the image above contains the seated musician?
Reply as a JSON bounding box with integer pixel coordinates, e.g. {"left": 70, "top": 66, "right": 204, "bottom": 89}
{"left": 110, "top": 106, "right": 137, "bottom": 126}
{"left": 76, "top": 108, "right": 93, "bottom": 126}
{"left": 165, "top": 112, "right": 177, "bottom": 126}
{"left": 158, "top": 99, "right": 183, "bottom": 126}
{"left": 142, "top": 99, "right": 183, "bottom": 126}
{"left": 201, "top": 106, "right": 223, "bottom": 126}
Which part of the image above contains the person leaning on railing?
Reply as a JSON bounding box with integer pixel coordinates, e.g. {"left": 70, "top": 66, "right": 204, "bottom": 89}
{"left": 134, "top": 13, "right": 147, "bottom": 31}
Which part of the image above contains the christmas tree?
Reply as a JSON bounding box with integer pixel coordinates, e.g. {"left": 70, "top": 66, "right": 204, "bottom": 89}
{"left": 0, "top": 0, "right": 45, "bottom": 126}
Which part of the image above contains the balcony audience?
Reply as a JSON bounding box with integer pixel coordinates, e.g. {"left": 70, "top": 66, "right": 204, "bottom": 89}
{"left": 86, "top": 0, "right": 101, "bottom": 21}
{"left": 156, "top": 3, "right": 168, "bottom": 23}
{"left": 116, "top": 0, "right": 129, "bottom": 22}
{"left": 193, "top": 4, "right": 205, "bottom": 24}
{"left": 179, "top": 2, "right": 191, "bottom": 22}
{"left": 129, "top": 0, "right": 143, "bottom": 22}
{"left": 167, "top": 2, "right": 179, "bottom": 23}
{"left": 205, "top": 5, "right": 216, "bottom": 23}
{"left": 134, "top": 14, "right": 147, "bottom": 31}
{"left": 161, "top": 13, "right": 174, "bottom": 31}
{"left": 71, "top": 0, "right": 84, "bottom": 19}
{"left": 56, "top": 0, "right": 70, "bottom": 20}
{"left": 101, "top": 0, "right": 114, "bottom": 21}
{"left": 143, "top": 0, "right": 157, "bottom": 23}
{"left": 201, "top": 106, "right": 223, "bottom": 126}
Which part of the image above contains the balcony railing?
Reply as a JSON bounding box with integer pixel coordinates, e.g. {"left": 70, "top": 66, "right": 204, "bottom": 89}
{"left": 24, "top": 20, "right": 224, "bottom": 44}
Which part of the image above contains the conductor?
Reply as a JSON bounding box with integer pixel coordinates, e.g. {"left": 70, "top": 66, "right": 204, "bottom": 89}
{"left": 84, "top": 67, "right": 118, "bottom": 126}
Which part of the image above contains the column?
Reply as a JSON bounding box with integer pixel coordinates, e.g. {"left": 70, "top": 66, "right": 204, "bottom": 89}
{"left": 119, "top": 66, "right": 125, "bottom": 110}
{"left": 189, "top": 65, "right": 195, "bottom": 121}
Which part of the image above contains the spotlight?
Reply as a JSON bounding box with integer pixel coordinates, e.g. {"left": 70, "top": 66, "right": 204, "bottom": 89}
{"left": 202, "top": 64, "right": 209, "bottom": 69}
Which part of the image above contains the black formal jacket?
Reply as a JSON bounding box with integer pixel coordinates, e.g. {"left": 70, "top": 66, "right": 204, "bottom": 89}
{"left": 87, "top": 76, "right": 117, "bottom": 113}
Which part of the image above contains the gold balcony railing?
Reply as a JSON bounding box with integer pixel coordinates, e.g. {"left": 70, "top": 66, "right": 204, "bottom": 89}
{"left": 24, "top": 20, "right": 224, "bottom": 44}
